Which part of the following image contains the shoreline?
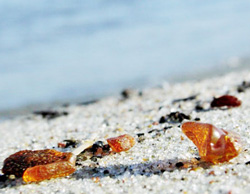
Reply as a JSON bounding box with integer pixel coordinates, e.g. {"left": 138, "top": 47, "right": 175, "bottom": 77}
{"left": 1, "top": 61, "right": 249, "bottom": 122}
{"left": 1, "top": 70, "right": 250, "bottom": 193}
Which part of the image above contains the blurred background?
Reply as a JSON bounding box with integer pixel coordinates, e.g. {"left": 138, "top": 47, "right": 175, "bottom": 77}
{"left": 0, "top": 0, "right": 250, "bottom": 118}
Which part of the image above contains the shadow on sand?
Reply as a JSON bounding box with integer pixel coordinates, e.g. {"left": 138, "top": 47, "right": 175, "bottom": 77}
{"left": 0, "top": 157, "right": 213, "bottom": 189}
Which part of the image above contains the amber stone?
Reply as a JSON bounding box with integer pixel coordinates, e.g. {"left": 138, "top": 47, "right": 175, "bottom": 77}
{"left": 211, "top": 95, "right": 241, "bottom": 108}
{"left": 2, "top": 149, "right": 76, "bottom": 182}
{"left": 107, "top": 134, "right": 135, "bottom": 153}
{"left": 181, "top": 122, "right": 241, "bottom": 164}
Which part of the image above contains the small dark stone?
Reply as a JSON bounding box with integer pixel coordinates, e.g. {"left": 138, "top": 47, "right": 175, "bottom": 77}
{"left": 103, "top": 170, "right": 109, "bottom": 175}
{"left": 90, "top": 156, "right": 98, "bottom": 162}
{"left": 136, "top": 133, "right": 145, "bottom": 137}
{"left": 62, "top": 139, "right": 79, "bottom": 148}
{"left": 195, "top": 105, "right": 204, "bottom": 111}
{"left": 159, "top": 116, "right": 166, "bottom": 123}
{"left": 195, "top": 157, "right": 201, "bottom": 161}
{"left": 194, "top": 117, "right": 200, "bottom": 121}
{"left": 237, "top": 81, "right": 250, "bottom": 93}
{"left": 90, "top": 156, "right": 102, "bottom": 162}
{"left": 175, "top": 162, "right": 184, "bottom": 168}
{"left": 0, "top": 175, "right": 8, "bottom": 182}
{"left": 121, "top": 89, "right": 132, "bottom": 99}
{"left": 102, "top": 144, "right": 110, "bottom": 153}
{"left": 245, "top": 161, "right": 250, "bottom": 165}
{"left": 33, "top": 110, "right": 68, "bottom": 120}
{"left": 91, "top": 141, "right": 104, "bottom": 153}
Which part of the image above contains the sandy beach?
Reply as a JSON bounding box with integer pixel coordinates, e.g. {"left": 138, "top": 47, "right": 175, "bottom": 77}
{"left": 1, "top": 70, "right": 250, "bottom": 194}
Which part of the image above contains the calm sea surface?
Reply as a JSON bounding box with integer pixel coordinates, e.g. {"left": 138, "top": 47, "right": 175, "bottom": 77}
{"left": 0, "top": 0, "right": 250, "bottom": 113}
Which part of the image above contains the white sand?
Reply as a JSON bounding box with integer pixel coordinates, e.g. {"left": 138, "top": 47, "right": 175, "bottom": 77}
{"left": 1, "top": 70, "right": 250, "bottom": 194}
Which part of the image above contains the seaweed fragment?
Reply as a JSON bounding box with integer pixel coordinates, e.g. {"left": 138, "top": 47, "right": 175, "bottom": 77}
{"left": 33, "top": 110, "right": 68, "bottom": 120}
{"left": 172, "top": 94, "right": 198, "bottom": 103}
{"left": 78, "top": 99, "right": 98, "bottom": 106}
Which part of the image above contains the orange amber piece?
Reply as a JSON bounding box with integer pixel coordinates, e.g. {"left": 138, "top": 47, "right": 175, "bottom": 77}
{"left": 181, "top": 122, "right": 241, "bottom": 164}
{"left": 107, "top": 134, "right": 135, "bottom": 153}
{"left": 2, "top": 149, "right": 76, "bottom": 183}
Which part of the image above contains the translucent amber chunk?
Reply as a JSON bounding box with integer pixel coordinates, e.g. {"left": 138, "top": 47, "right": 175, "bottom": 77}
{"left": 2, "top": 149, "right": 76, "bottom": 183}
{"left": 107, "top": 134, "right": 135, "bottom": 153}
{"left": 181, "top": 122, "right": 241, "bottom": 164}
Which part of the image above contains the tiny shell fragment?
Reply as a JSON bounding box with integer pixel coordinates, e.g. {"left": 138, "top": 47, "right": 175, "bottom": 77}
{"left": 2, "top": 149, "right": 76, "bottom": 182}
{"left": 107, "top": 134, "right": 135, "bottom": 153}
{"left": 210, "top": 95, "right": 241, "bottom": 108}
{"left": 181, "top": 122, "right": 241, "bottom": 164}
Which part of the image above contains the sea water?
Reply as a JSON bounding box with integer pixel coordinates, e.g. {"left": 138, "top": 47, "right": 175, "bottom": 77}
{"left": 0, "top": 0, "right": 250, "bottom": 112}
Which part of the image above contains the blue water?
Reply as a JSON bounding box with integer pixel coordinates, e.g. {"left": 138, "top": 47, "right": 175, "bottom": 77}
{"left": 0, "top": 0, "right": 250, "bottom": 111}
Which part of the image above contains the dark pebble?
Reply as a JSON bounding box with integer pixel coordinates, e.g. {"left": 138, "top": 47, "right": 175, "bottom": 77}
{"left": 159, "top": 116, "right": 167, "bottom": 123}
{"left": 121, "top": 89, "right": 132, "bottom": 99}
{"left": 61, "top": 139, "right": 79, "bottom": 148}
{"left": 194, "top": 117, "right": 200, "bottom": 121}
{"left": 237, "top": 81, "right": 250, "bottom": 93}
{"left": 0, "top": 175, "right": 8, "bottom": 182}
{"left": 102, "top": 144, "right": 110, "bottom": 153}
{"left": 195, "top": 105, "right": 204, "bottom": 111}
{"left": 103, "top": 170, "right": 109, "bottom": 175}
{"left": 245, "top": 161, "right": 250, "bottom": 165}
{"left": 91, "top": 141, "right": 104, "bottom": 153}
{"left": 136, "top": 133, "right": 145, "bottom": 137}
{"left": 195, "top": 157, "right": 201, "bottom": 161}
{"left": 90, "top": 156, "right": 102, "bottom": 162}
{"left": 175, "top": 162, "right": 184, "bottom": 168}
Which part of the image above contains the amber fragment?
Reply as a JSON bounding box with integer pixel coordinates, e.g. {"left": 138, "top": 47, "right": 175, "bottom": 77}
{"left": 2, "top": 149, "right": 76, "bottom": 182}
{"left": 107, "top": 134, "right": 135, "bottom": 153}
{"left": 181, "top": 122, "right": 241, "bottom": 164}
{"left": 23, "top": 155, "right": 75, "bottom": 183}
{"left": 211, "top": 95, "right": 241, "bottom": 108}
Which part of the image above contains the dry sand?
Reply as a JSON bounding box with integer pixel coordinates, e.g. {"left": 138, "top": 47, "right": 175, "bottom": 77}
{"left": 1, "top": 70, "right": 250, "bottom": 194}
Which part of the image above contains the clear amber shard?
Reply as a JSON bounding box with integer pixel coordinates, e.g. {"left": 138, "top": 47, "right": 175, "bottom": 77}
{"left": 181, "top": 122, "right": 241, "bottom": 164}
{"left": 107, "top": 134, "right": 135, "bottom": 153}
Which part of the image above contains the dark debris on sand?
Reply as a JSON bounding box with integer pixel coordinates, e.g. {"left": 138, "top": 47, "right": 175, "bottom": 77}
{"left": 159, "top": 112, "right": 191, "bottom": 124}
{"left": 33, "top": 110, "right": 68, "bottom": 120}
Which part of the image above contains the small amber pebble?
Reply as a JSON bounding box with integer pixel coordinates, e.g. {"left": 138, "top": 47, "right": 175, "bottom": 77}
{"left": 181, "top": 122, "right": 241, "bottom": 164}
{"left": 211, "top": 95, "right": 241, "bottom": 108}
{"left": 107, "top": 134, "right": 135, "bottom": 152}
{"left": 2, "top": 149, "right": 76, "bottom": 182}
